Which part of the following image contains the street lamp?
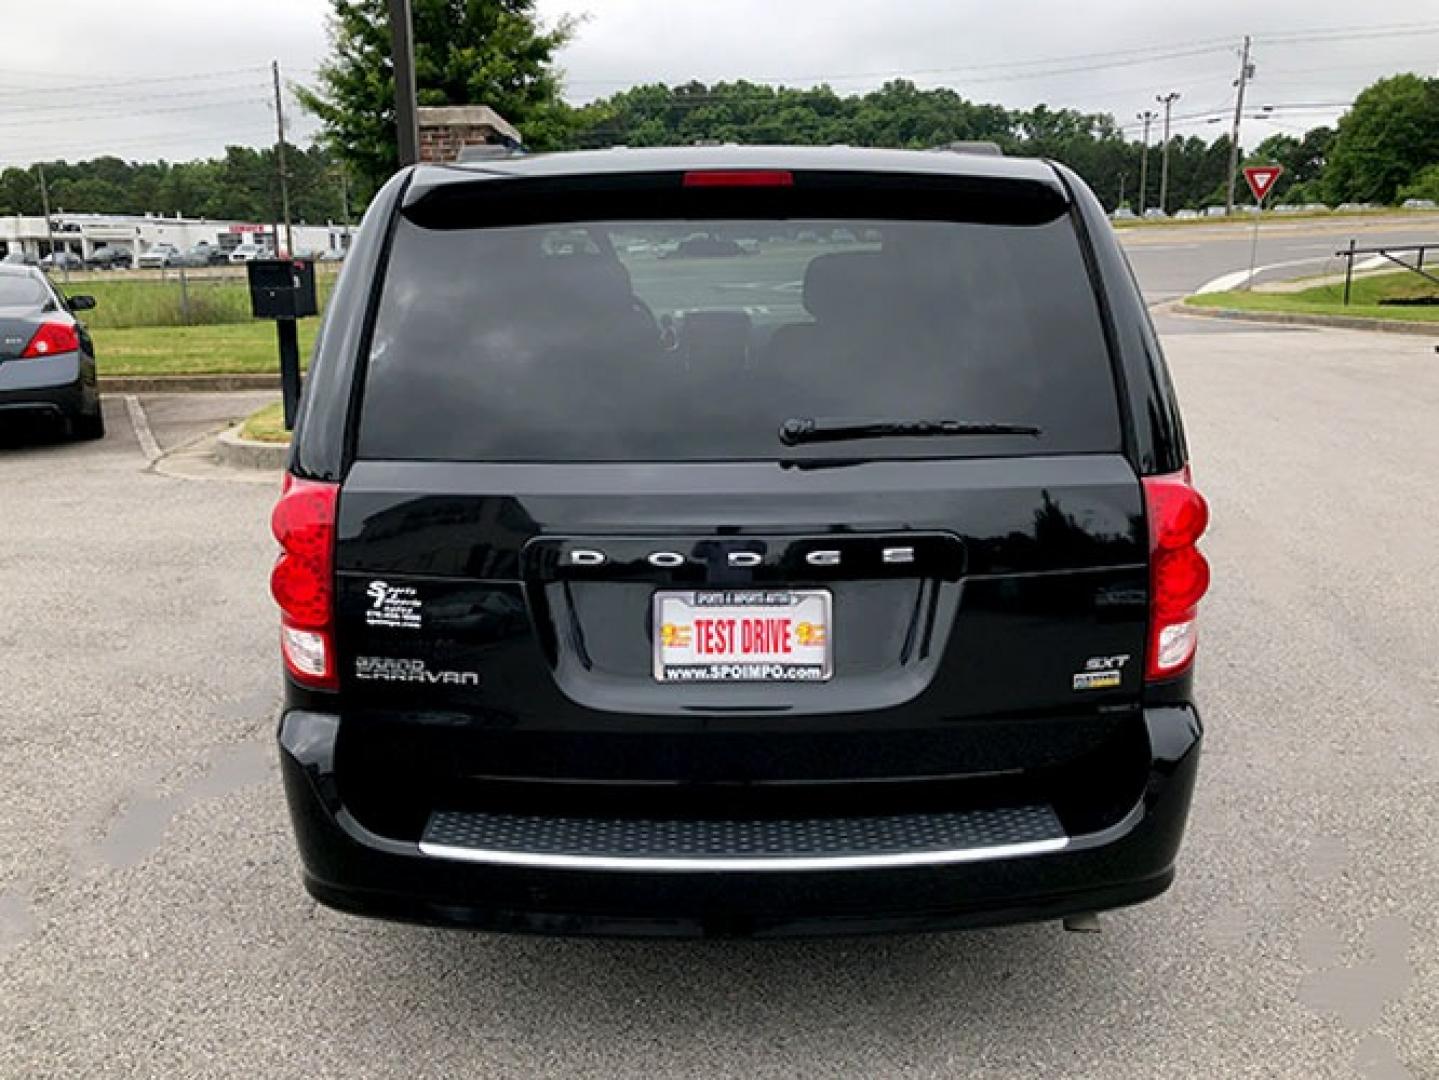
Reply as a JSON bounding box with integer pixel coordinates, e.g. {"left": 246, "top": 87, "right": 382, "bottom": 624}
{"left": 1156, "top": 92, "right": 1181, "bottom": 215}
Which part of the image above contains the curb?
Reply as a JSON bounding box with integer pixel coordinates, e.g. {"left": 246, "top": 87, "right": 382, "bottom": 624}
{"left": 100, "top": 374, "right": 282, "bottom": 393}
{"left": 214, "top": 425, "right": 290, "bottom": 471}
{"left": 1175, "top": 303, "right": 1438, "bottom": 336}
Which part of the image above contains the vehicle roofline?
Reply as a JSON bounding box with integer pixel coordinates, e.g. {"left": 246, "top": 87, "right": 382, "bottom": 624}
{"left": 408, "top": 145, "right": 1063, "bottom": 188}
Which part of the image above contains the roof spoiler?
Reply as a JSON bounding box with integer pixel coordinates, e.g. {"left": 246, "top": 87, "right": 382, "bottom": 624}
{"left": 933, "top": 141, "right": 1004, "bottom": 157}
{"left": 456, "top": 143, "right": 527, "bottom": 163}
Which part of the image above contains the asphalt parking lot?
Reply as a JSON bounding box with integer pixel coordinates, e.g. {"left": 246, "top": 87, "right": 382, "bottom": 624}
{"left": 1, "top": 320, "right": 1436, "bottom": 1078}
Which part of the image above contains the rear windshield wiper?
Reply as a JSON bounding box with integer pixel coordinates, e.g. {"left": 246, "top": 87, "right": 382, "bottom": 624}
{"left": 779, "top": 417, "right": 1042, "bottom": 446}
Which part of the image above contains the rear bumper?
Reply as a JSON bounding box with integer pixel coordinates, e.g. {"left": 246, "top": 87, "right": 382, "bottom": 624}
{"left": 278, "top": 705, "right": 1201, "bottom": 937}
{"left": 0, "top": 353, "right": 86, "bottom": 418}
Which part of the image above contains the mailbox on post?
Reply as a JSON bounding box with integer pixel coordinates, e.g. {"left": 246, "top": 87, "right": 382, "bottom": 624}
{"left": 247, "top": 259, "right": 317, "bottom": 430}
{"left": 247, "top": 258, "right": 318, "bottom": 319}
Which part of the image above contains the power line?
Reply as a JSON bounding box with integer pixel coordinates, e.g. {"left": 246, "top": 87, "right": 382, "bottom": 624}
{"left": 561, "top": 20, "right": 1439, "bottom": 93}
{"left": 0, "top": 65, "right": 270, "bottom": 100}
{"left": 0, "top": 125, "right": 278, "bottom": 167}
{"left": 567, "top": 43, "right": 1240, "bottom": 92}
{"left": 0, "top": 97, "right": 271, "bottom": 131}
{"left": 0, "top": 85, "right": 273, "bottom": 117}
{"left": 1257, "top": 20, "right": 1439, "bottom": 44}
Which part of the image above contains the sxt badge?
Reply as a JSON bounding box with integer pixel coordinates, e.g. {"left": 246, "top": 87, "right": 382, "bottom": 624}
{"left": 1073, "top": 654, "right": 1129, "bottom": 691}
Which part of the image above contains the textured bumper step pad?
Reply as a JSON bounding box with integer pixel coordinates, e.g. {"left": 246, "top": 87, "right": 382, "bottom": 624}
{"left": 419, "top": 804, "right": 1066, "bottom": 870}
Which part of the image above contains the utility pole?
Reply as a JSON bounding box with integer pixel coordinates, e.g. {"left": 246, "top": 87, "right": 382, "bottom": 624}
{"left": 388, "top": 0, "right": 420, "bottom": 166}
{"left": 338, "top": 167, "right": 351, "bottom": 251}
{"left": 272, "top": 60, "right": 294, "bottom": 257}
{"left": 1136, "top": 110, "right": 1156, "bottom": 216}
{"left": 1224, "top": 35, "right": 1254, "bottom": 216}
{"left": 34, "top": 163, "right": 57, "bottom": 274}
{"left": 1156, "top": 91, "right": 1180, "bottom": 215}
{"left": 1118, "top": 171, "right": 1127, "bottom": 212}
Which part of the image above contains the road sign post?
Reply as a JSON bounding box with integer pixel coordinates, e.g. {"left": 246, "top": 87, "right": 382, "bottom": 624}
{"left": 1241, "top": 164, "right": 1284, "bottom": 292}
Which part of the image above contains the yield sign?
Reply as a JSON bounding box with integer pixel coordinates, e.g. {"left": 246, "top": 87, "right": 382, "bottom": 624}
{"left": 1243, "top": 164, "right": 1284, "bottom": 203}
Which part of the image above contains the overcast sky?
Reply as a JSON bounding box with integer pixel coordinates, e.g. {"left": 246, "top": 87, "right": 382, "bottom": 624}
{"left": 2, "top": 0, "right": 1436, "bottom": 167}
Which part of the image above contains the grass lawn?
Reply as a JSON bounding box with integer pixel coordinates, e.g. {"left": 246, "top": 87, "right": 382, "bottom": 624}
{"left": 1186, "top": 269, "right": 1439, "bottom": 323}
{"left": 92, "top": 321, "right": 319, "bottom": 376}
{"left": 1112, "top": 207, "right": 1439, "bottom": 229}
{"left": 239, "top": 402, "right": 291, "bottom": 443}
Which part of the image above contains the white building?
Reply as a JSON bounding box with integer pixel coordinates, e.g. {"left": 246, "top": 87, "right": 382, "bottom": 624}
{"left": 0, "top": 211, "right": 353, "bottom": 263}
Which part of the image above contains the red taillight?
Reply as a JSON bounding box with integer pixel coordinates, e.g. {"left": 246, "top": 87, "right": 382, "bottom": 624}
{"left": 1143, "top": 467, "right": 1211, "bottom": 681}
{"left": 270, "top": 473, "right": 338, "bottom": 689}
{"left": 20, "top": 321, "right": 79, "bottom": 358}
{"left": 683, "top": 169, "right": 794, "bottom": 188}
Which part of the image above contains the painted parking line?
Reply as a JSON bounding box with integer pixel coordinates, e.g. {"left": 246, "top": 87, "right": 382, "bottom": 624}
{"left": 123, "top": 395, "right": 162, "bottom": 463}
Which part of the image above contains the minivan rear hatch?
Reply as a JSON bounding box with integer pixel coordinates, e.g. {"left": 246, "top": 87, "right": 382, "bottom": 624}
{"left": 332, "top": 164, "right": 1148, "bottom": 805}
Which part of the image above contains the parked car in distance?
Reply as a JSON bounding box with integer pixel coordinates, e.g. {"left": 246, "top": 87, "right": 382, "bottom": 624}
{"left": 0, "top": 263, "right": 103, "bottom": 439}
{"left": 179, "top": 242, "right": 220, "bottom": 268}
{"left": 137, "top": 243, "right": 181, "bottom": 269}
{"left": 1172, "top": 208, "right": 1201, "bottom": 220}
{"left": 39, "top": 251, "right": 84, "bottom": 271}
{"left": 1142, "top": 208, "right": 1168, "bottom": 220}
{"left": 272, "top": 147, "right": 1210, "bottom": 938}
{"left": 3, "top": 249, "right": 40, "bottom": 266}
{"left": 229, "top": 242, "right": 271, "bottom": 264}
{"left": 662, "top": 233, "right": 746, "bottom": 258}
{"left": 1401, "top": 198, "right": 1437, "bottom": 210}
{"left": 85, "top": 246, "right": 132, "bottom": 270}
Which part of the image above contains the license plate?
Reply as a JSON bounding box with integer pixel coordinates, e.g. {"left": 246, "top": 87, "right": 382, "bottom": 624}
{"left": 653, "top": 590, "right": 832, "bottom": 683}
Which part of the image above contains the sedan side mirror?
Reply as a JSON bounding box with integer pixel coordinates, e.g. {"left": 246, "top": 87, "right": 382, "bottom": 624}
{"left": 68, "top": 295, "right": 96, "bottom": 311}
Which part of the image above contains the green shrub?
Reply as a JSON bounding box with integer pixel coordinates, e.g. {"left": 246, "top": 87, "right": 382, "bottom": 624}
{"left": 1398, "top": 164, "right": 1439, "bottom": 204}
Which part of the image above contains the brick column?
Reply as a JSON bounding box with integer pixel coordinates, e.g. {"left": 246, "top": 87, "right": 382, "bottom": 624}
{"left": 416, "top": 106, "right": 522, "bottom": 164}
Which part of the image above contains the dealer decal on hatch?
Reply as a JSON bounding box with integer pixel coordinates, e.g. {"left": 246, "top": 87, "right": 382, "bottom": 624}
{"left": 365, "top": 580, "right": 422, "bottom": 630}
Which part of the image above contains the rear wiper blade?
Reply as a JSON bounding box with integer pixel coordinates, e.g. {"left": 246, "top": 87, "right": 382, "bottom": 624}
{"left": 779, "top": 417, "right": 1042, "bottom": 446}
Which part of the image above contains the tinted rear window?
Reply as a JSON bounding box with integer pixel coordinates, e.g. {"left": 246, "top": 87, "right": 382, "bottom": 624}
{"left": 358, "top": 208, "right": 1120, "bottom": 462}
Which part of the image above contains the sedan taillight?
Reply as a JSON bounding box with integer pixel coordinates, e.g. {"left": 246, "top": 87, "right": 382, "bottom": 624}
{"left": 1143, "top": 467, "right": 1211, "bottom": 681}
{"left": 20, "top": 322, "right": 79, "bottom": 358}
{"left": 271, "top": 473, "right": 339, "bottom": 689}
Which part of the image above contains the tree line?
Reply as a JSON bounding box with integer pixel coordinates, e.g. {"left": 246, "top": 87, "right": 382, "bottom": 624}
{"left": 0, "top": 144, "right": 350, "bottom": 225}
{"left": 559, "top": 80, "right": 1249, "bottom": 212}
{"left": 552, "top": 73, "right": 1437, "bottom": 211}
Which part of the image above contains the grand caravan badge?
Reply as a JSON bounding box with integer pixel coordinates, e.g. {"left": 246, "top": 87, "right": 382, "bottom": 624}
{"left": 355, "top": 656, "right": 479, "bottom": 686}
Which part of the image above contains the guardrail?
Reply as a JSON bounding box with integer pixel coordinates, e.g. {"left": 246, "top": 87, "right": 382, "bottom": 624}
{"left": 1336, "top": 240, "right": 1439, "bottom": 305}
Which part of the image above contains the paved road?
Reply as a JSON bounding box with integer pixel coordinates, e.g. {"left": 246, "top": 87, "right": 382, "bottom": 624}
{"left": 1120, "top": 213, "right": 1439, "bottom": 304}
{"left": 2, "top": 264, "right": 1437, "bottom": 1075}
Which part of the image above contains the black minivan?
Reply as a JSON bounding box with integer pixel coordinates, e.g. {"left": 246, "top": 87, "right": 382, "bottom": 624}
{"left": 273, "top": 146, "right": 1209, "bottom": 937}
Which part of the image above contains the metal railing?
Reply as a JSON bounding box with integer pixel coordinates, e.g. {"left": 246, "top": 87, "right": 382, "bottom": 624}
{"left": 1335, "top": 240, "right": 1439, "bottom": 305}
